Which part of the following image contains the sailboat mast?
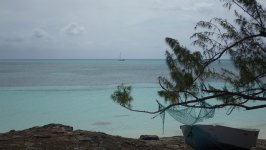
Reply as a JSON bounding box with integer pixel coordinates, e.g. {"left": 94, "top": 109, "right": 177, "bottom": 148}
{"left": 119, "top": 52, "right": 125, "bottom": 61}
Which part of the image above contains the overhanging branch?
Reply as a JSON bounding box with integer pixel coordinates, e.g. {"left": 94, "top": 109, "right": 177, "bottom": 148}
{"left": 118, "top": 93, "right": 238, "bottom": 114}
{"left": 118, "top": 92, "right": 266, "bottom": 116}
{"left": 184, "top": 103, "right": 266, "bottom": 110}
{"left": 202, "top": 89, "right": 266, "bottom": 101}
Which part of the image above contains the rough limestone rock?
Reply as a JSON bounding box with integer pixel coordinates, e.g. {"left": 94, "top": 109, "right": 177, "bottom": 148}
{"left": 0, "top": 124, "right": 265, "bottom": 150}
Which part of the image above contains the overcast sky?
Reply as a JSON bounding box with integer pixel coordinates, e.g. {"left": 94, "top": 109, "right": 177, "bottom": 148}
{"left": 0, "top": 0, "right": 264, "bottom": 59}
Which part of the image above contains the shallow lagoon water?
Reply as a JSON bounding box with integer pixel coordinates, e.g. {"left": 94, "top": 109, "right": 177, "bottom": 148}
{"left": 0, "top": 59, "right": 265, "bottom": 138}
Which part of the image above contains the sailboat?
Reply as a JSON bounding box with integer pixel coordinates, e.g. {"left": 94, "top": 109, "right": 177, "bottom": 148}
{"left": 119, "top": 52, "right": 125, "bottom": 61}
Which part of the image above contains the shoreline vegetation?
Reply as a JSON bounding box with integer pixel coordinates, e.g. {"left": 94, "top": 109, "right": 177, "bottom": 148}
{"left": 0, "top": 124, "right": 265, "bottom": 150}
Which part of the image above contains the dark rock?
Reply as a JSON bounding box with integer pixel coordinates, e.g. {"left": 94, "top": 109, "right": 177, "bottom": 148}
{"left": 139, "top": 135, "right": 159, "bottom": 140}
{"left": 43, "top": 123, "right": 73, "bottom": 132}
{"left": 33, "top": 134, "right": 51, "bottom": 138}
{"left": 94, "top": 147, "right": 106, "bottom": 150}
{"left": 0, "top": 124, "right": 264, "bottom": 150}
{"left": 9, "top": 130, "right": 15, "bottom": 133}
{"left": 0, "top": 136, "right": 9, "bottom": 141}
{"left": 77, "top": 136, "right": 92, "bottom": 142}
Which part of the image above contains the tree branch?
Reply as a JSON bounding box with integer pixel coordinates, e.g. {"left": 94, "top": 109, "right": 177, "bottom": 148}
{"left": 158, "top": 78, "right": 199, "bottom": 100}
{"left": 254, "top": 2, "right": 265, "bottom": 27}
{"left": 205, "top": 33, "right": 265, "bottom": 65}
{"left": 184, "top": 103, "right": 266, "bottom": 110}
{"left": 118, "top": 93, "right": 232, "bottom": 115}
{"left": 119, "top": 92, "right": 266, "bottom": 117}
{"left": 202, "top": 89, "right": 266, "bottom": 101}
{"left": 232, "top": 0, "right": 262, "bottom": 26}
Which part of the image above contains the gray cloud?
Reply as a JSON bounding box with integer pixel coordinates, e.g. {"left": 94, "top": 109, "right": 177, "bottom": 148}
{"left": 62, "top": 23, "right": 85, "bottom": 36}
{"left": 31, "top": 28, "right": 51, "bottom": 39}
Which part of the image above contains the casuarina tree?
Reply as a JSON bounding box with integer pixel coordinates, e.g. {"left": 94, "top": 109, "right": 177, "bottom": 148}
{"left": 111, "top": 0, "right": 266, "bottom": 115}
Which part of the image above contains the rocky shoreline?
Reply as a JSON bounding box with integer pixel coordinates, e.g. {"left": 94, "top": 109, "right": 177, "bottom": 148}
{"left": 0, "top": 124, "right": 265, "bottom": 150}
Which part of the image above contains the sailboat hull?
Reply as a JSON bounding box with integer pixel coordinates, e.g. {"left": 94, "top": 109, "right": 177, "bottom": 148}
{"left": 180, "top": 125, "right": 259, "bottom": 150}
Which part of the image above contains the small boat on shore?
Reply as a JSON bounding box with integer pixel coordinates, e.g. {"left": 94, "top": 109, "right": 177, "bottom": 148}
{"left": 180, "top": 124, "right": 259, "bottom": 150}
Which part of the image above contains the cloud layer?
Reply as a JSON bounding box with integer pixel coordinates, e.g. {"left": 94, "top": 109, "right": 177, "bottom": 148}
{"left": 1, "top": 0, "right": 263, "bottom": 59}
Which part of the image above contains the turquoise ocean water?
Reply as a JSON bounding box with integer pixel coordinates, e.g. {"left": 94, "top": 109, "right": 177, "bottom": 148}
{"left": 0, "top": 59, "right": 265, "bottom": 138}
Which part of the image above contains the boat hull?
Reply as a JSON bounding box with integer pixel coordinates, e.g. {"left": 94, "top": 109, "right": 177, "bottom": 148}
{"left": 180, "top": 125, "right": 259, "bottom": 150}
